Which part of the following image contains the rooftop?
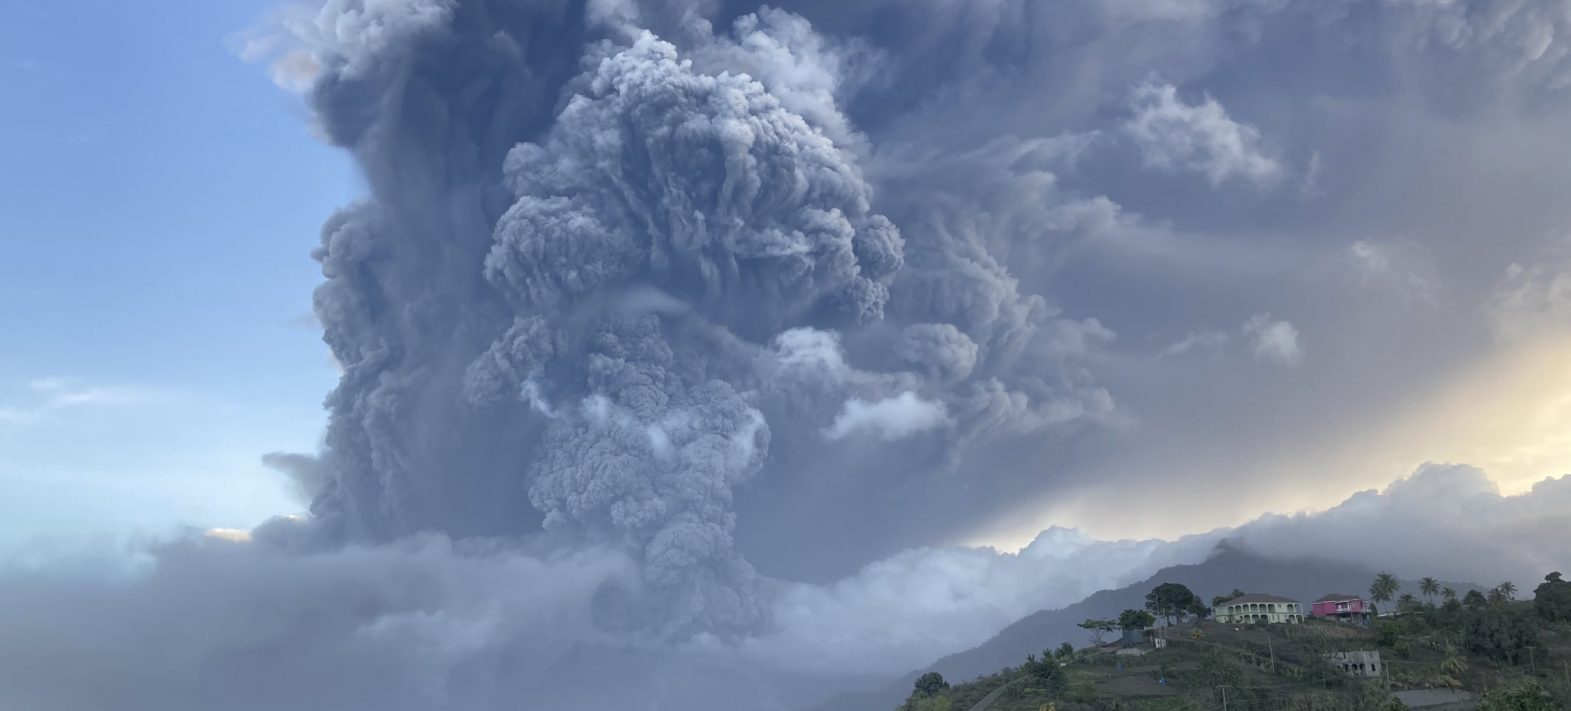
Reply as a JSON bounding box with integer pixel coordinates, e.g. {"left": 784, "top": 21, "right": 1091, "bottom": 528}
{"left": 1314, "top": 593, "right": 1363, "bottom": 603}
{"left": 1219, "top": 593, "right": 1299, "bottom": 605}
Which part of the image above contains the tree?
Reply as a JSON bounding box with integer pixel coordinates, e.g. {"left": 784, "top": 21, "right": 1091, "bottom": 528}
{"left": 1533, "top": 572, "right": 1571, "bottom": 622}
{"left": 1118, "top": 609, "right": 1157, "bottom": 632}
{"left": 1440, "top": 646, "right": 1469, "bottom": 677}
{"left": 1463, "top": 589, "right": 1489, "bottom": 611}
{"left": 1398, "top": 593, "right": 1420, "bottom": 614}
{"left": 1078, "top": 618, "right": 1117, "bottom": 645}
{"left": 1145, "top": 583, "right": 1202, "bottom": 625}
{"left": 1420, "top": 577, "right": 1440, "bottom": 605}
{"left": 1370, "top": 573, "right": 1401, "bottom": 614}
{"left": 1498, "top": 581, "right": 1517, "bottom": 601}
{"left": 913, "top": 672, "right": 949, "bottom": 697}
{"left": 1442, "top": 586, "right": 1458, "bottom": 602}
{"left": 1463, "top": 608, "right": 1540, "bottom": 664}
{"left": 1021, "top": 652, "right": 1068, "bottom": 695}
{"left": 1055, "top": 642, "right": 1075, "bottom": 660}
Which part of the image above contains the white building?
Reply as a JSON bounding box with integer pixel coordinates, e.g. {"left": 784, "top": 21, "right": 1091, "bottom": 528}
{"left": 1213, "top": 593, "right": 1304, "bottom": 624}
{"left": 1327, "top": 650, "right": 1383, "bottom": 678}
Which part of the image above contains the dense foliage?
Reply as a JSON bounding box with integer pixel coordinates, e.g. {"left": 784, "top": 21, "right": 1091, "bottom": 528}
{"left": 1533, "top": 572, "right": 1571, "bottom": 623}
{"left": 1118, "top": 609, "right": 1156, "bottom": 632}
{"left": 1145, "top": 583, "right": 1203, "bottom": 625}
{"left": 913, "top": 672, "right": 949, "bottom": 697}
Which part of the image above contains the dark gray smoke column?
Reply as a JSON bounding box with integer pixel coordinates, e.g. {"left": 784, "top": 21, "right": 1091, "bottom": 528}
{"left": 303, "top": 1, "right": 900, "bottom": 637}
{"left": 307, "top": 0, "right": 592, "bottom": 542}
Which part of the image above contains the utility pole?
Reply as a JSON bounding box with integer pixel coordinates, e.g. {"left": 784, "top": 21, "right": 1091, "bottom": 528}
{"left": 1220, "top": 684, "right": 1228, "bottom": 711}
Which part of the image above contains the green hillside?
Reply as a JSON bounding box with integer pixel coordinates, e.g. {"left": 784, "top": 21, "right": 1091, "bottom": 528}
{"left": 895, "top": 573, "right": 1571, "bottom": 711}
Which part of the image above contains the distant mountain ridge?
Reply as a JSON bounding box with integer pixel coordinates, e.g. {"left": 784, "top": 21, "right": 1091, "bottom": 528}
{"left": 808, "top": 545, "right": 1456, "bottom": 711}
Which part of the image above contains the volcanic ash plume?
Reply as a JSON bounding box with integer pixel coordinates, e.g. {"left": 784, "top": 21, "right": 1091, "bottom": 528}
{"left": 471, "top": 34, "right": 902, "bottom": 635}
{"left": 302, "top": 3, "right": 901, "bottom": 637}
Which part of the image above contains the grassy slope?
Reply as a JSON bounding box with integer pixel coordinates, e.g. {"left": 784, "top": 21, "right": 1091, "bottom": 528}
{"left": 810, "top": 548, "right": 1405, "bottom": 711}
{"left": 904, "top": 610, "right": 1571, "bottom": 711}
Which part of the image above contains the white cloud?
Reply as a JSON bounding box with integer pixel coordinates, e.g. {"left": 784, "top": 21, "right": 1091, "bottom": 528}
{"left": 1488, "top": 240, "right": 1571, "bottom": 340}
{"left": 824, "top": 391, "right": 950, "bottom": 441}
{"left": 772, "top": 327, "right": 851, "bottom": 381}
{"left": 0, "top": 377, "right": 176, "bottom": 427}
{"left": 1124, "top": 80, "right": 1284, "bottom": 188}
{"left": 1349, "top": 240, "right": 1440, "bottom": 305}
{"left": 736, "top": 527, "right": 1220, "bottom": 675}
{"left": 1156, "top": 330, "right": 1230, "bottom": 359}
{"left": 232, "top": 0, "right": 454, "bottom": 94}
{"left": 1243, "top": 314, "right": 1303, "bottom": 366}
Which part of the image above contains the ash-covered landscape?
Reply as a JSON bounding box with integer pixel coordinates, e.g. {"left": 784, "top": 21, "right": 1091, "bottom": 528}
{"left": 3, "top": 1, "right": 1571, "bottom": 709}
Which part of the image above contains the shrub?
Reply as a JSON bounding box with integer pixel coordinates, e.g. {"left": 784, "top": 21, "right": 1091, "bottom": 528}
{"left": 913, "top": 672, "right": 949, "bottom": 696}
{"left": 1477, "top": 681, "right": 1555, "bottom": 711}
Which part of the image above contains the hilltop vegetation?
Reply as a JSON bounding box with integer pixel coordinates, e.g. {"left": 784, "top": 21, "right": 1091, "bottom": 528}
{"left": 896, "top": 573, "right": 1571, "bottom": 711}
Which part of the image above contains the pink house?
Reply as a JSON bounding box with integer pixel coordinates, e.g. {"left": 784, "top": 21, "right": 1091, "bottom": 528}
{"left": 1311, "top": 593, "right": 1369, "bottom": 621}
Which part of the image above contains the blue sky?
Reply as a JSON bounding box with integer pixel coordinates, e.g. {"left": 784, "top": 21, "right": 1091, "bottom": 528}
{"left": 0, "top": 0, "right": 356, "bottom": 554}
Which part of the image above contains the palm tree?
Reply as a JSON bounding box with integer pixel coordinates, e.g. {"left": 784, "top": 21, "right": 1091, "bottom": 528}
{"left": 1420, "top": 577, "right": 1440, "bottom": 605}
{"left": 1441, "top": 586, "right": 1457, "bottom": 603}
{"left": 1488, "top": 587, "right": 1507, "bottom": 606}
{"left": 1370, "top": 572, "right": 1401, "bottom": 614}
{"left": 1398, "top": 593, "right": 1419, "bottom": 613}
{"left": 1498, "top": 581, "right": 1517, "bottom": 601}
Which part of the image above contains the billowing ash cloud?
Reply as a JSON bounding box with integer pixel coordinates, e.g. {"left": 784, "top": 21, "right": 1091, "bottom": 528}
{"left": 13, "top": 0, "right": 1571, "bottom": 707}
{"left": 287, "top": 0, "right": 1118, "bottom": 633}
{"left": 233, "top": 0, "right": 1571, "bottom": 631}
{"left": 463, "top": 32, "right": 906, "bottom": 634}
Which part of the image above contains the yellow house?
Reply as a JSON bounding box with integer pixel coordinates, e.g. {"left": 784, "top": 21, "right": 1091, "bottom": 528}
{"left": 1214, "top": 593, "right": 1304, "bottom": 624}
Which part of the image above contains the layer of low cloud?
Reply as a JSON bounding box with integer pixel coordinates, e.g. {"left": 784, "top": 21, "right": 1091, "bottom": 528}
{"left": 743, "top": 462, "right": 1571, "bottom": 676}
{"left": 0, "top": 533, "right": 635, "bottom": 711}
{"left": 1229, "top": 463, "right": 1571, "bottom": 589}
{"left": 2, "top": 463, "right": 1563, "bottom": 702}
